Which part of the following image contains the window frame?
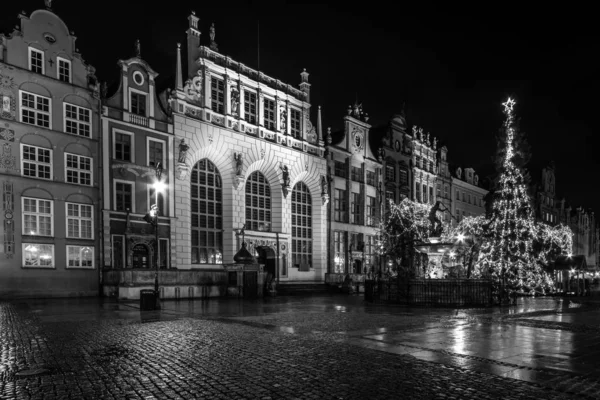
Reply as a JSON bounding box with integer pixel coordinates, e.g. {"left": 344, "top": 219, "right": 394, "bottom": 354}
{"left": 56, "top": 56, "right": 72, "bottom": 83}
{"left": 113, "top": 179, "right": 135, "bottom": 213}
{"left": 210, "top": 76, "right": 225, "bottom": 114}
{"left": 366, "top": 170, "right": 376, "bottom": 186}
{"left": 243, "top": 89, "right": 257, "bottom": 125}
{"left": 66, "top": 245, "right": 95, "bottom": 269}
{"left": 112, "top": 129, "right": 134, "bottom": 163}
{"left": 385, "top": 164, "right": 395, "bottom": 182}
{"left": 290, "top": 108, "right": 301, "bottom": 138}
{"left": 22, "top": 243, "right": 55, "bottom": 269}
{"left": 129, "top": 88, "right": 147, "bottom": 117}
{"left": 22, "top": 197, "right": 54, "bottom": 237}
{"left": 350, "top": 192, "right": 361, "bottom": 225}
{"left": 146, "top": 137, "right": 165, "bottom": 168}
{"left": 63, "top": 102, "right": 91, "bottom": 137}
{"left": 65, "top": 152, "right": 93, "bottom": 186}
{"left": 263, "top": 97, "right": 276, "bottom": 131}
{"left": 19, "top": 90, "right": 52, "bottom": 129}
{"left": 334, "top": 189, "right": 347, "bottom": 222}
{"left": 21, "top": 143, "right": 53, "bottom": 180}
{"left": 291, "top": 182, "right": 312, "bottom": 270}
{"left": 28, "top": 47, "right": 44, "bottom": 74}
{"left": 245, "top": 171, "right": 272, "bottom": 232}
{"left": 334, "top": 161, "right": 346, "bottom": 178}
{"left": 66, "top": 202, "right": 94, "bottom": 240}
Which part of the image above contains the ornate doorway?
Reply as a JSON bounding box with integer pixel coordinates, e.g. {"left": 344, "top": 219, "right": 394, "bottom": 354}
{"left": 132, "top": 244, "right": 149, "bottom": 268}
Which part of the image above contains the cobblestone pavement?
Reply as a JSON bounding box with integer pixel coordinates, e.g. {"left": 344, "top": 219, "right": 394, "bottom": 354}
{"left": 0, "top": 295, "right": 597, "bottom": 399}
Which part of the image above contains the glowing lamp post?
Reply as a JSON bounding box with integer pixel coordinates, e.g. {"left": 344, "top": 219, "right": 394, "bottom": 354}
{"left": 143, "top": 163, "right": 164, "bottom": 308}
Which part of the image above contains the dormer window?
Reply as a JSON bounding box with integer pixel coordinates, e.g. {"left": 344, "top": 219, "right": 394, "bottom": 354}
{"left": 131, "top": 92, "right": 146, "bottom": 116}
{"left": 57, "top": 58, "right": 71, "bottom": 83}
{"left": 29, "top": 48, "right": 44, "bottom": 74}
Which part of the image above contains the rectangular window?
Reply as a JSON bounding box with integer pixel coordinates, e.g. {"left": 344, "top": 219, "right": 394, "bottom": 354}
{"left": 334, "top": 161, "right": 346, "bottom": 178}
{"left": 131, "top": 92, "right": 147, "bottom": 116}
{"left": 65, "top": 153, "right": 92, "bottom": 186}
{"left": 263, "top": 98, "right": 275, "bottom": 131}
{"left": 57, "top": 58, "right": 71, "bottom": 83}
{"left": 29, "top": 48, "right": 44, "bottom": 74}
{"left": 22, "top": 144, "right": 52, "bottom": 180}
{"left": 148, "top": 139, "right": 163, "bottom": 168}
{"left": 243, "top": 90, "right": 257, "bottom": 124}
{"left": 468, "top": 194, "right": 471, "bottom": 204}
{"left": 436, "top": 184, "right": 441, "bottom": 198}
{"left": 385, "top": 190, "right": 394, "bottom": 210}
{"left": 67, "top": 246, "right": 94, "bottom": 269}
{"left": 364, "top": 235, "right": 374, "bottom": 271}
{"left": 462, "top": 192, "right": 466, "bottom": 202}
{"left": 66, "top": 203, "right": 93, "bottom": 239}
{"left": 290, "top": 108, "right": 301, "bottom": 138}
{"left": 333, "top": 231, "right": 345, "bottom": 273}
{"left": 334, "top": 189, "right": 347, "bottom": 222}
{"left": 20, "top": 91, "right": 50, "bottom": 128}
{"left": 416, "top": 184, "right": 421, "bottom": 203}
{"left": 115, "top": 181, "right": 133, "bottom": 211}
{"left": 351, "top": 166, "right": 362, "bottom": 183}
{"left": 456, "top": 190, "right": 460, "bottom": 200}
{"left": 415, "top": 156, "right": 421, "bottom": 169}
{"left": 211, "top": 77, "right": 224, "bottom": 114}
{"left": 429, "top": 161, "right": 434, "bottom": 173}
{"left": 366, "top": 170, "right": 376, "bottom": 186}
{"left": 351, "top": 192, "right": 361, "bottom": 225}
{"left": 422, "top": 184, "right": 428, "bottom": 204}
{"left": 22, "top": 197, "right": 53, "bottom": 236}
{"left": 23, "top": 243, "right": 54, "bottom": 268}
{"left": 399, "top": 169, "right": 408, "bottom": 186}
{"left": 429, "top": 186, "right": 434, "bottom": 204}
{"left": 385, "top": 164, "right": 395, "bottom": 182}
{"left": 64, "top": 103, "right": 91, "bottom": 137}
{"left": 366, "top": 196, "right": 376, "bottom": 226}
{"left": 114, "top": 132, "right": 132, "bottom": 161}
{"left": 445, "top": 185, "right": 449, "bottom": 199}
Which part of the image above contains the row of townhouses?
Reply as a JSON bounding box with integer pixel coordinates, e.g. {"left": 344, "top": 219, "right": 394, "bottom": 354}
{"left": 0, "top": 5, "right": 596, "bottom": 298}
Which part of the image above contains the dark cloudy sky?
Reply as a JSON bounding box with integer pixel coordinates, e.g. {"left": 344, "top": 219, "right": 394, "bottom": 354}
{"left": 3, "top": 1, "right": 598, "bottom": 216}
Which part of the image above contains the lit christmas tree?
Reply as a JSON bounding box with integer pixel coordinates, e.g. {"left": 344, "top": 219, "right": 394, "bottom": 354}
{"left": 477, "top": 98, "right": 548, "bottom": 293}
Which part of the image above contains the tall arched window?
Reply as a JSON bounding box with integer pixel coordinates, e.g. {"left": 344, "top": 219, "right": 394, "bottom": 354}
{"left": 245, "top": 171, "right": 271, "bottom": 231}
{"left": 292, "top": 182, "right": 312, "bottom": 269}
{"left": 191, "top": 159, "right": 222, "bottom": 264}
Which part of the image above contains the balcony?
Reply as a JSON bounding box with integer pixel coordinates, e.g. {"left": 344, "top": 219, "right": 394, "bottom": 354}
{"left": 129, "top": 114, "right": 149, "bottom": 127}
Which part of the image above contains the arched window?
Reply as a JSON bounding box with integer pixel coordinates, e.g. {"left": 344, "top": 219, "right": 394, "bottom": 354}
{"left": 191, "top": 159, "right": 222, "bottom": 264}
{"left": 292, "top": 182, "right": 312, "bottom": 269}
{"left": 245, "top": 171, "right": 271, "bottom": 231}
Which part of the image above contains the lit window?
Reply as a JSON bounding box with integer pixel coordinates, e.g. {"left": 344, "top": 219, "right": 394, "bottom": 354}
{"left": 57, "top": 58, "right": 71, "bottom": 82}
{"left": 21, "top": 144, "right": 52, "bottom": 180}
{"left": 245, "top": 171, "right": 272, "bottom": 231}
{"left": 191, "top": 159, "right": 223, "bottom": 264}
{"left": 290, "top": 108, "right": 301, "bottom": 138}
{"left": 210, "top": 78, "right": 224, "bottom": 114}
{"left": 20, "top": 91, "right": 50, "bottom": 128}
{"left": 64, "top": 103, "right": 91, "bottom": 137}
{"left": 65, "top": 153, "right": 92, "bottom": 186}
{"left": 115, "top": 181, "right": 133, "bottom": 211}
{"left": 22, "top": 197, "right": 53, "bottom": 236}
{"left": 29, "top": 48, "right": 44, "bottom": 74}
{"left": 131, "top": 92, "right": 146, "bottom": 116}
{"left": 23, "top": 243, "right": 54, "bottom": 268}
{"left": 67, "top": 246, "right": 94, "bottom": 269}
{"left": 243, "top": 90, "right": 257, "bottom": 124}
{"left": 333, "top": 231, "right": 345, "bottom": 273}
{"left": 263, "top": 98, "right": 276, "bottom": 131}
{"left": 66, "top": 203, "right": 93, "bottom": 239}
{"left": 292, "top": 182, "right": 312, "bottom": 270}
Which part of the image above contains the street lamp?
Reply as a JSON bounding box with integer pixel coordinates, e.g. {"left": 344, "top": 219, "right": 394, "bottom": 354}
{"left": 143, "top": 162, "right": 164, "bottom": 308}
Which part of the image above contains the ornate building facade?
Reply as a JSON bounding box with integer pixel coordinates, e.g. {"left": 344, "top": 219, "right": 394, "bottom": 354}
{"left": 451, "top": 167, "right": 487, "bottom": 225}
{"left": 166, "top": 12, "right": 328, "bottom": 284}
{"left": 0, "top": 5, "right": 101, "bottom": 297}
{"left": 410, "top": 126, "right": 438, "bottom": 206}
{"left": 100, "top": 43, "right": 174, "bottom": 298}
{"left": 436, "top": 145, "right": 452, "bottom": 224}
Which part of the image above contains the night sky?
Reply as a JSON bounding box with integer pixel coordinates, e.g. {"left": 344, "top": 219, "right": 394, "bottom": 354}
{"left": 3, "top": 1, "right": 598, "bottom": 217}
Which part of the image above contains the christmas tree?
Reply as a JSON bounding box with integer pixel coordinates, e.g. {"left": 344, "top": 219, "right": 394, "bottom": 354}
{"left": 477, "top": 98, "right": 547, "bottom": 293}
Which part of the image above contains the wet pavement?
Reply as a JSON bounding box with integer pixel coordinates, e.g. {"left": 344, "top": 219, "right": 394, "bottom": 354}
{"left": 2, "top": 294, "right": 600, "bottom": 399}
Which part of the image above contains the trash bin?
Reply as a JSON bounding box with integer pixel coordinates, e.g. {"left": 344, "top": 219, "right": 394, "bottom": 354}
{"left": 140, "top": 289, "right": 156, "bottom": 311}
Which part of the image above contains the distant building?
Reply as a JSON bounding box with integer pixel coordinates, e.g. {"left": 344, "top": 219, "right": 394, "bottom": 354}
{"left": 410, "top": 126, "right": 438, "bottom": 207}
{"left": 0, "top": 5, "right": 101, "bottom": 297}
{"left": 451, "top": 167, "right": 487, "bottom": 225}
{"left": 436, "top": 146, "right": 452, "bottom": 225}
{"left": 100, "top": 41, "right": 174, "bottom": 299}
{"left": 535, "top": 163, "right": 559, "bottom": 225}
{"left": 325, "top": 103, "right": 381, "bottom": 282}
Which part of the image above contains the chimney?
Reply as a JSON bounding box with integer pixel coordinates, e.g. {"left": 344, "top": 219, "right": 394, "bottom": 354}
{"left": 176, "top": 43, "right": 183, "bottom": 90}
{"left": 187, "top": 11, "right": 201, "bottom": 79}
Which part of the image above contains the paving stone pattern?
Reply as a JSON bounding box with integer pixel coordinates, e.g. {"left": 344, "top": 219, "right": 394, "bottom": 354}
{"left": 0, "top": 301, "right": 581, "bottom": 400}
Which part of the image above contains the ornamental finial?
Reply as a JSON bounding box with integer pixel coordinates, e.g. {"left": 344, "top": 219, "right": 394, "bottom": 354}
{"left": 502, "top": 97, "right": 516, "bottom": 114}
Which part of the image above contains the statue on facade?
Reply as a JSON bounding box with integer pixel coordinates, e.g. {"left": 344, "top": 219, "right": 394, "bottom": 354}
{"left": 100, "top": 82, "right": 107, "bottom": 99}
{"left": 378, "top": 148, "right": 384, "bottom": 162}
{"left": 234, "top": 152, "right": 243, "bottom": 176}
{"left": 134, "top": 39, "right": 141, "bottom": 58}
{"left": 280, "top": 108, "right": 287, "bottom": 132}
{"left": 428, "top": 201, "right": 449, "bottom": 237}
{"left": 178, "top": 139, "right": 189, "bottom": 164}
{"left": 433, "top": 137, "right": 437, "bottom": 149}
{"left": 209, "top": 23, "right": 218, "bottom": 51}
{"left": 44, "top": 0, "right": 52, "bottom": 8}
{"left": 321, "top": 175, "right": 328, "bottom": 196}
{"left": 426, "top": 132, "right": 430, "bottom": 146}
{"left": 280, "top": 164, "right": 290, "bottom": 187}
{"left": 326, "top": 127, "right": 332, "bottom": 144}
{"left": 412, "top": 125, "right": 418, "bottom": 139}
{"left": 419, "top": 127, "right": 424, "bottom": 142}
{"left": 231, "top": 88, "right": 240, "bottom": 116}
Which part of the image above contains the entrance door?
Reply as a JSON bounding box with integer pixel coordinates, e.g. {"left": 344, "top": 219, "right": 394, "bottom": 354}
{"left": 257, "top": 246, "right": 277, "bottom": 293}
{"left": 132, "top": 244, "right": 149, "bottom": 268}
{"left": 353, "top": 259, "right": 362, "bottom": 274}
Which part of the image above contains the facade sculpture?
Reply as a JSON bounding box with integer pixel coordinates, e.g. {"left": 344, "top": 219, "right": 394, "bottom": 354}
{"left": 234, "top": 152, "right": 243, "bottom": 175}
{"left": 178, "top": 138, "right": 189, "bottom": 163}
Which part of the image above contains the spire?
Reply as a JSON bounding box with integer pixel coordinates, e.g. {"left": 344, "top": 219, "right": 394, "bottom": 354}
{"left": 176, "top": 43, "right": 183, "bottom": 90}
{"left": 317, "top": 105, "right": 323, "bottom": 142}
{"left": 134, "top": 39, "right": 141, "bottom": 58}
